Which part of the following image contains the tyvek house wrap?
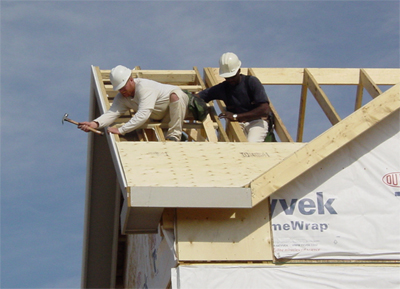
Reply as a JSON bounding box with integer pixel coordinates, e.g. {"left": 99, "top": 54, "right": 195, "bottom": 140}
{"left": 270, "top": 110, "right": 400, "bottom": 260}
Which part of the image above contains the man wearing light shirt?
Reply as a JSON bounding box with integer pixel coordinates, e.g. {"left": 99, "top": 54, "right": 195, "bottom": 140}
{"left": 79, "top": 65, "right": 189, "bottom": 141}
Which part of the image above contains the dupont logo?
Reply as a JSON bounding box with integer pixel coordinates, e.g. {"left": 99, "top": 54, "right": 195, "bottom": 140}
{"left": 382, "top": 172, "right": 400, "bottom": 187}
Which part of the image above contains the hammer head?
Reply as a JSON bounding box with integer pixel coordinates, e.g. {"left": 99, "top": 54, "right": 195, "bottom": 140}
{"left": 62, "top": 113, "right": 68, "bottom": 124}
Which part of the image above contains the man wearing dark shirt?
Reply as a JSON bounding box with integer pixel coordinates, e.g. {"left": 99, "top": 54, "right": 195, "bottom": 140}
{"left": 197, "top": 52, "right": 271, "bottom": 142}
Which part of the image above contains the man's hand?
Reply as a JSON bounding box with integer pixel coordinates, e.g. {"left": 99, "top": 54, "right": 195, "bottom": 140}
{"left": 219, "top": 111, "right": 235, "bottom": 121}
{"left": 107, "top": 127, "right": 121, "bottom": 135}
{"left": 78, "top": 121, "right": 98, "bottom": 132}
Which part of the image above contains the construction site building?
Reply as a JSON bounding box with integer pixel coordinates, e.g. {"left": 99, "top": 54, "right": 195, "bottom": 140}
{"left": 81, "top": 66, "right": 400, "bottom": 288}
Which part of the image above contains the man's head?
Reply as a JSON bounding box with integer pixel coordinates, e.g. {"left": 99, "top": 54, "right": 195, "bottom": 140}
{"left": 219, "top": 52, "right": 241, "bottom": 78}
{"left": 224, "top": 69, "right": 242, "bottom": 86}
{"left": 110, "top": 65, "right": 132, "bottom": 91}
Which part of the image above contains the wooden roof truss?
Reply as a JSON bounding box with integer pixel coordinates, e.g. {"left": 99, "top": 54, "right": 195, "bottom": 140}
{"left": 82, "top": 66, "right": 399, "bottom": 288}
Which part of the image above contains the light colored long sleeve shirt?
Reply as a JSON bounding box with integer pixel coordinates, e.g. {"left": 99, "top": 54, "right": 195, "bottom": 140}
{"left": 94, "top": 78, "right": 180, "bottom": 134}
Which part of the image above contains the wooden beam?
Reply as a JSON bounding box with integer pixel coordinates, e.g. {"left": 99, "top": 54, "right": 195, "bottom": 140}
{"left": 355, "top": 82, "right": 364, "bottom": 111}
{"left": 360, "top": 69, "right": 383, "bottom": 99}
{"left": 251, "top": 68, "right": 400, "bottom": 85}
{"left": 305, "top": 68, "right": 341, "bottom": 125}
{"left": 210, "top": 105, "right": 230, "bottom": 142}
{"left": 201, "top": 114, "right": 219, "bottom": 142}
{"left": 153, "top": 125, "right": 165, "bottom": 141}
{"left": 363, "top": 68, "right": 400, "bottom": 85}
{"left": 103, "top": 68, "right": 400, "bottom": 87}
{"left": 269, "top": 102, "right": 293, "bottom": 142}
{"left": 176, "top": 200, "right": 273, "bottom": 262}
{"left": 94, "top": 66, "right": 111, "bottom": 111}
{"left": 101, "top": 69, "right": 198, "bottom": 84}
{"left": 297, "top": 83, "right": 308, "bottom": 142}
{"left": 193, "top": 66, "right": 206, "bottom": 89}
{"left": 251, "top": 68, "right": 305, "bottom": 84}
{"left": 250, "top": 83, "right": 400, "bottom": 206}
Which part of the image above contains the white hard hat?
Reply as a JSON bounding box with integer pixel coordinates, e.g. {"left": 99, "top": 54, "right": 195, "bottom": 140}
{"left": 219, "top": 52, "right": 241, "bottom": 78}
{"left": 110, "top": 65, "right": 133, "bottom": 91}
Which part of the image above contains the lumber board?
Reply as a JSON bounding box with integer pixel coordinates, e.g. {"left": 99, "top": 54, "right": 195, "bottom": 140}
{"left": 101, "top": 69, "right": 197, "bottom": 84}
{"left": 360, "top": 69, "right": 383, "bottom": 99}
{"left": 363, "top": 68, "right": 400, "bottom": 85}
{"left": 251, "top": 68, "right": 400, "bottom": 85}
{"left": 176, "top": 200, "right": 273, "bottom": 261}
{"left": 201, "top": 114, "right": 219, "bottom": 142}
{"left": 250, "top": 83, "right": 400, "bottom": 206}
{"left": 104, "top": 85, "right": 204, "bottom": 99}
{"left": 355, "top": 83, "right": 364, "bottom": 111}
{"left": 116, "top": 142, "right": 305, "bottom": 188}
{"left": 193, "top": 66, "right": 207, "bottom": 89}
{"left": 93, "top": 66, "right": 111, "bottom": 111}
{"left": 251, "top": 68, "right": 305, "bottom": 84}
{"left": 101, "top": 67, "right": 400, "bottom": 86}
{"left": 297, "top": 84, "right": 308, "bottom": 142}
{"left": 209, "top": 105, "right": 230, "bottom": 142}
{"left": 305, "top": 69, "right": 341, "bottom": 125}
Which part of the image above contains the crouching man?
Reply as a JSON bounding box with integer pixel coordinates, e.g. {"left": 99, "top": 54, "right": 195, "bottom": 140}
{"left": 79, "top": 65, "right": 189, "bottom": 141}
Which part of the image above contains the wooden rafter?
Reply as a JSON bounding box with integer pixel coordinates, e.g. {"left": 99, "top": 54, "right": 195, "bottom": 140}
{"left": 304, "top": 68, "right": 341, "bottom": 125}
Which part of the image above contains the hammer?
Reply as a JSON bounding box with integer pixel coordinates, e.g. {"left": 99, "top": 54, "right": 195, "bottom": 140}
{"left": 62, "top": 113, "right": 104, "bottom": 135}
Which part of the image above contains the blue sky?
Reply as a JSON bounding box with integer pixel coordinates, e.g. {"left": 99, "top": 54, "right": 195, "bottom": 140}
{"left": 1, "top": 1, "right": 398, "bottom": 288}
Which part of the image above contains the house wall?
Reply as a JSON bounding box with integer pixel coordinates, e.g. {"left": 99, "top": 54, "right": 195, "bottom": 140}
{"left": 124, "top": 226, "right": 176, "bottom": 289}
{"left": 176, "top": 200, "right": 273, "bottom": 261}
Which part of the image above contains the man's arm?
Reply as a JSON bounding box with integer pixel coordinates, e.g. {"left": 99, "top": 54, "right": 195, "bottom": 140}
{"left": 78, "top": 95, "right": 127, "bottom": 134}
{"left": 117, "top": 108, "right": 152, "bottom": 135}
{"left": 219, "top": 102, "right": 270, "bottom": 122}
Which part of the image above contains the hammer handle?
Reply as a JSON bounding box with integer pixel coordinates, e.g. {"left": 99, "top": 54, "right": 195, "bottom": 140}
{"left": 65, "top": 118, "right": 104, "bottom": 135}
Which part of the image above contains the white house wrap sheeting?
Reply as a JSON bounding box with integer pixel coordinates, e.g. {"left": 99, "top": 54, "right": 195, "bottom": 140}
{"left": 172, "top": 265, "right": 400, "bottom": 289}
{"left": 271, "top": 111, "right": 400, "bottom": 260}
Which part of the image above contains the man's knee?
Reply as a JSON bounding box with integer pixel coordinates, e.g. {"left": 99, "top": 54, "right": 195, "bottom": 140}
{"left": 170, "top": 93, "right": 179, "bottom": 102}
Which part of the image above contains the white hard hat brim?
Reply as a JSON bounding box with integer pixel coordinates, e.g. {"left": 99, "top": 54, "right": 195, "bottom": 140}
{"left": 113, "top": 79, "right": 129, "bottom": 91}
{"left": 219, "top": 67, "right": 240, "bottom": 78}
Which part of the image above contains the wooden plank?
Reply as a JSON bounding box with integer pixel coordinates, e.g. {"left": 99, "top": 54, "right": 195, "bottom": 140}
{"left": 251, "top": 68, "right": 305, "bottom": 84}
{"left": 161, "top": 208, "right": 175, "bottom": 230}
{"left": 193, "top": 66, "right": 206, "bottom": 89}
{"left": 355, "top": 82, "right": 364, "bottom": 111}
{"left": 116, "top": 142, "right": 305, "bottom": 188}
{"left": 101, "top": 69, "right": 197, "bottom": 84}
{"left": 153, "top": 125, "right": 165, "bottom": 141}
{"left": 185, "top": 128, "right": 206, "bottom": 141}
{"left": 363, "top": 68, "right": 400, "bottom": 85}
{"left": 307, "top": 68, "right": 360, "bottom": 85}
{"left": 360, "top": 69, "right": 383, "bottom": 99}
{"left": 305, "top": 69, "right": 341, "bottom": 125}
{"left": 231, "top": 68, "right": 400, "bottom": 85}
{"left": 210, "top": 106, "right": 229, "bottom": 142}
{"left": 250, "top": 83, "right": 400, "bottom": 206}
{"left": 201, "top": 114, "right": 219, "bottom": 142}
{"left": 94, "top": 66, "right": 111, "bottom": 111}
{"left": 250, "top": 68, "right": 362, "bottom": 85}
{"left": 269, "top": 101, "right": 293, "bottom": 142}
{"left": 297, "top": 83, "right": 308, "bottom": 142}
{"left": 104, "top": 85, "right": 203, "bottom": 97}
{"left": 176, "top": 200, "right": 273, "bottom": 261}
{"left": 104, "top": 68, "right": 400, "bottom": 86}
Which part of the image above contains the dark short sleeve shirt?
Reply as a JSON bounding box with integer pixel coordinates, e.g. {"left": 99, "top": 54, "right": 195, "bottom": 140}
{"left": 198, "top": 75, "right": 269, "bottom": 114}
